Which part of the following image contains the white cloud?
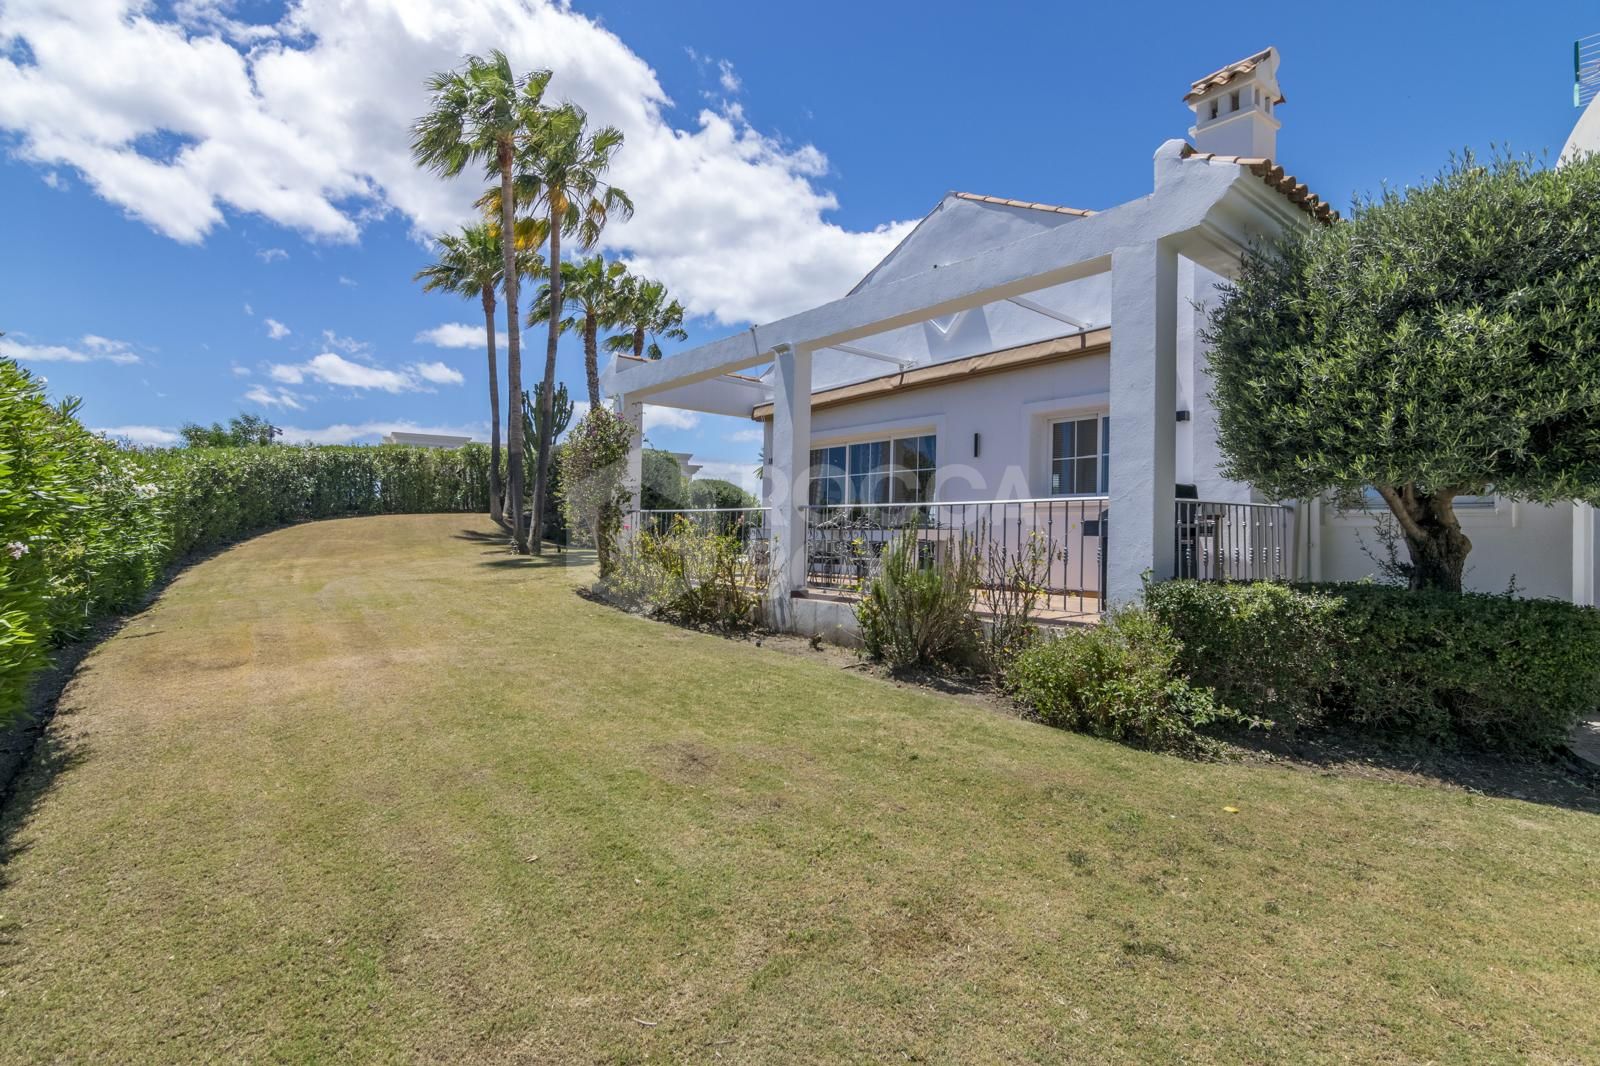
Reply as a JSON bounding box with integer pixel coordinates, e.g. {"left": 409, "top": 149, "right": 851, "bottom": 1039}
{"left": 644, "top": 404, "right": 700, "bottom": 432}
{"left": 231, "top": 363, "right": 251, "bottom": 376}
{"left": 320, "top": 330, "right": 369, "bottom": 354}
{"left": 717, "top": 59, "right": 741, "bottom": 95}
{"left": 0, "top": 0, "right": 913, "bottom": 325}
{"left": 409, "top": 360, "right": 463, "bottom": 385}
{"left": 243, "top": 384, "right": 304, "bottom": 409}
{"left": 726, "top": 427, "right": 763, "bottom": 444}
{"left": 415, "top": 322, "right": 504, "bottom": 350}
{"left": 338, "top": 275, "right": 357, "bottom": 286}
{"left": 267, "top": 351, "right": 455, "bottom": 393}
{"left": 264, "top": 317, "right": 290, "bottom": 339}
{"left": 257, "top": 247, "right": 288, "bottom": 264}
{"left": 0, "top": 334, "right": 142, "bottom": 365}
{"left": 243, "top": 302, "right": 253, "bottom": 315}
{"left": 279, "top": 419, "right": 485, "bottom": 445}
{"left": 93, "top": 424, "right": 180, "bottom": 446}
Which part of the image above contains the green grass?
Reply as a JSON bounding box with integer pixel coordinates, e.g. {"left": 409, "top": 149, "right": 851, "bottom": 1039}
{"left": 1, "top": 514, "right": 1595, "bottom": 1063}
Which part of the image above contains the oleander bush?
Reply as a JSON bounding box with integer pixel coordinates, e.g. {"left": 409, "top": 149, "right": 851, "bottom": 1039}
{"left": 0, "top": 354, "right": 491, "bottom": 723}
{"left": 1004, "top": 607, "right": 1250, "bottom": 755}
{"left": 1147, "top": 579, "right": 1600, "bottom": 754}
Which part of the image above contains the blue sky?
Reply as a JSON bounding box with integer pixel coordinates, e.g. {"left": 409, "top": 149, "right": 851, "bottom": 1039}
{"left": 1, "top": 0, "right": 1595, "bottom": 489}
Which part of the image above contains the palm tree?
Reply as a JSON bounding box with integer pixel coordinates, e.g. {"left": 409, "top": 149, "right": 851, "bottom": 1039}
{"left": 605, "top": 275, "right": 688, "bottom": 361}
{"left": 412, "top": 52, "right": 552, "bottom": 552}
{"left": 413, "top": 226, "right": 543, "bottom": 524}
{"left": 528, "top": 255, "right": 626, "bottom": 410}
{"left": 515, "top": 103, "right": 633, "bottom": 554}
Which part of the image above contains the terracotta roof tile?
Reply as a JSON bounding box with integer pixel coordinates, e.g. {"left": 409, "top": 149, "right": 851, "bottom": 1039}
{"left": 1178, "top": 144, "right": 1337, "bottom": 223}
{"left": 1183, "top": 47, "right": 1284, "bottom": 105}
{"left": 952, "top": 192, "right": 1094, "bottom": 217}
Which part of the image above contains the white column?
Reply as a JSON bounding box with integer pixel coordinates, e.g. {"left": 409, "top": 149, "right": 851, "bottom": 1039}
{"left": 768, "top": 343, "right": 812, "bottom": 595}
{"left": 1106, "top": 240, "right": 1179, "bottom": 604}
{"left": 617, "top": 395, "right": 644, "bottom": 545}
{"left": 1574, "top": 502, "right": 1596, "bottom": 606}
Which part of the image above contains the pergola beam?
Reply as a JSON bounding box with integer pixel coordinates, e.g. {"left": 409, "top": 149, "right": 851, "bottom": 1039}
{"left": 1006, "top": 295, "right": 1094, "bottom": 330}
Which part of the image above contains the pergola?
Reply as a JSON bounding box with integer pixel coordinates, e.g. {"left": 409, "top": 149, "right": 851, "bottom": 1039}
{"left": 601, "top": 139, "right": 1324, "bottom": 606}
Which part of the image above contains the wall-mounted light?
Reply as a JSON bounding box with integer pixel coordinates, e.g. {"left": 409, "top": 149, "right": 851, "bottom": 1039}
{"left": 1175, "top": 409, "right": 1192, "bottom": 422}
{"left": 973, "top": 432, "right": 981, "bottom": 458}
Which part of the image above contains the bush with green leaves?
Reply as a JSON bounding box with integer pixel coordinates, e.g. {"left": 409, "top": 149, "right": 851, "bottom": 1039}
{"left": 603, "top": 517, "right": 768, "bottom": 630}
{"left": 855, "top": 528, "right": 980, "bottom": 670}
{"left": 1320, "top": 583, "right": 1600, "bottom": 753}
{"left": 557, "top": 407, "right": 633, "bottom": 576}
{"left": 1145, "top": 579, "right": 1600, "bottom": 754}
{"left": 1144, "top": 579, "right": 1341, "bottom": 735}
{"left": 1004, "top": 607, "right": 1248, "bottom": 755}
{"left": 1206, "top": 151, "right": 1600, "bottom": 592}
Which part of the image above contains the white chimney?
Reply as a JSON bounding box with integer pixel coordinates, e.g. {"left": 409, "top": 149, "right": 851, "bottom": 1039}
{"left": 1185, "top": 47, "right": 1283, "bottom": 159}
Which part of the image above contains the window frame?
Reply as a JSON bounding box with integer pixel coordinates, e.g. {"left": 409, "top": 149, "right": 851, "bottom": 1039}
{"left": 809, "top": 431, "right": 938, "bottom": 510}
{"left": 1047, "top": 413, "right": 1110, "bottom": 498}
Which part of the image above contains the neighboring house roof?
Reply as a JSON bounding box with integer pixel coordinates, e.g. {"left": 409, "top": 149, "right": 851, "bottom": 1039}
{"left": 1179, "top": 144, "right": 1336, "bottom": 222}
{"left": 752, "top": 327, "right": 1109, "bottom": 420}
{"left": 1184, "top": 47, "right": 1284, "bottom": 105}
{"left": 383, "top": 431, "right": 472, "bottom": 448}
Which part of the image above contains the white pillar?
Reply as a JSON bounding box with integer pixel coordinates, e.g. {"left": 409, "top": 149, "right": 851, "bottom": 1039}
{"left": 617, "top": 395, "right": 644, "bottom": 544}
{"left": 768, "top": 343, "right": 812, "bottom": 595}
{"left": 1574, "top": 502, "right": 1595, "bottom": 606}
{"left": 1106, "top": 240, "right": 1179, "bottom": 604}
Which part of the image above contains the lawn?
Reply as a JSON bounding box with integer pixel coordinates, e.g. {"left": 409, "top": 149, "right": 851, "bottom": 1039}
{"left": 0, "top": 514, "right": 1595, "bottom": 1063}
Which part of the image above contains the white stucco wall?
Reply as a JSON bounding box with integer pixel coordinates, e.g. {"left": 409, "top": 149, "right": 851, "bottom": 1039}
{"left": 795, "top": 350, "right": 1112, "bottom": 502}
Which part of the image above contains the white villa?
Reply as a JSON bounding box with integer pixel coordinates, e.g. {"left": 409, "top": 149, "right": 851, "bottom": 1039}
{"left": 601, "top": 48, "right": 1599, "bottom": 632}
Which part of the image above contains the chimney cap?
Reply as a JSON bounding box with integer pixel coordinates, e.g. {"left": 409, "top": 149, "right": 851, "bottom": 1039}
{"left": 1183, "top": 47, "right": 1284, "bottom": 106}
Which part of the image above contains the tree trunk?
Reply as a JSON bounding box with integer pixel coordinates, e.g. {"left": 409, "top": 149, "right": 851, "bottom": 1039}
{"left": 583, "top": 313, "right": 601, "bottom": 411}
{"left": 481, "top": 288, "right": 504, "bottom": 525}
{"left": 632, "top": 326, "right": 645, "bottom": 360}
{"left": 1376, "top": 484, "right": 1473, "bottom": 593}
{"left": 530, "top": 209, "right": 562, "bottom": 556}
{"left": 499, "top": 138, "right": 527, "bottom": 553}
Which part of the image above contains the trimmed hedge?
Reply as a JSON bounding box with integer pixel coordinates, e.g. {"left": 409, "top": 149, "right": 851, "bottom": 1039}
{"left": 1, "top": 355, "right": 491, "bottom": 722}
{"left": 1147, "top": 580, "right": 1600, "bottom": 755}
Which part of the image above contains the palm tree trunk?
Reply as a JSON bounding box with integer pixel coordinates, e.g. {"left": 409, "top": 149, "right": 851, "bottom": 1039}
{"left": 531, "top": 208, "right": 562, "bottom": 556}
{"left": 499, "top": 137, "right": 527, "bottom": 552}
{"left": 583, "top": 313, "right": 601, "bottom": 411}
{"left": 632, "top": 326, "right": 645, "bottom": 360}
{"left": 481, "top": 287, "right": 504, "bottom": 524}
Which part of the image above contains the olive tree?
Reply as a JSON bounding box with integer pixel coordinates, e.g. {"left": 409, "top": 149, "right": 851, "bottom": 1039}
{"left": 1206, "top": 152, "right": 1600, "bottom": 591}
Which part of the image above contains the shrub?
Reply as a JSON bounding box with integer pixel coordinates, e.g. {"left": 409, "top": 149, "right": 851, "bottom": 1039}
{"left": 1145, "top": 578, "right": 1600, "bottom": 754}
{"left": 974, "top": 529, "right": 1052, "bottom": 673}
{"left": 855, "top": 528, "right": 980, "bottom": 670}
{"left": 557, "top": 408, "right": 632, "bottom": 576}
{"left": 1322, "top": 583, "right": 1600, "bottom": 754}
{"left": 1145, "top": 580, "right": 1341, "bottom": 734}
{"left": 604, "top": 517, "right": 768, "bottom": 631}
{"left": 1004, "top": 607, "right": 1248, "bottom": 754}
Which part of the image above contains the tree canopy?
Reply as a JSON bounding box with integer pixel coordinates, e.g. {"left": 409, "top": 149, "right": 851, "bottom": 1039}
{"left": 180, "top": 414, "right": 281, "bottom": 448}
{"left": 1206, "top": 151, "right": 1600, "bottom": 590}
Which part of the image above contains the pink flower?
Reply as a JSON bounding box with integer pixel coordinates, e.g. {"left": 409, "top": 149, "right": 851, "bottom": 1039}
{"left": 6, "top": 541, "right": 27, "bottom": 560}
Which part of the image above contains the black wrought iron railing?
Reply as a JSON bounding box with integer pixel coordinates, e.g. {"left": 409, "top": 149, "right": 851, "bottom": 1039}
{"left": 802, "top": 497, "right": 1109, "bottom": 616}
{"left": 1173, "top": 499, "right": 1295, "bottom": 582}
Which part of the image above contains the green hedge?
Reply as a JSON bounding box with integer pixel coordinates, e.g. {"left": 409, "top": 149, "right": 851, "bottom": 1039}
{"left": 1, "top": 355, "right": 491, "bottom": 722}
{"left": 1004, "top": 607, "right": 1247, "bottom": 755}
{"left": 1146, "top": 580, "right": 1600, "bottom": 754}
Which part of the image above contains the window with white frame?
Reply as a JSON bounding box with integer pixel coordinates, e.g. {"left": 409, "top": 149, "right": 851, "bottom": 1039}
{"left": 809, "top": 434, "right": 937, "bottom": 507}
{"left": 1049, "top": 415, "right": 1109, "bottom": 496}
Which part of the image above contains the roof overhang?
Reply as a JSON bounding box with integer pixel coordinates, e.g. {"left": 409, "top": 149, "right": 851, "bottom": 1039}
{"left": 751, "top": 327, "right": 1109, "bottom": 420}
